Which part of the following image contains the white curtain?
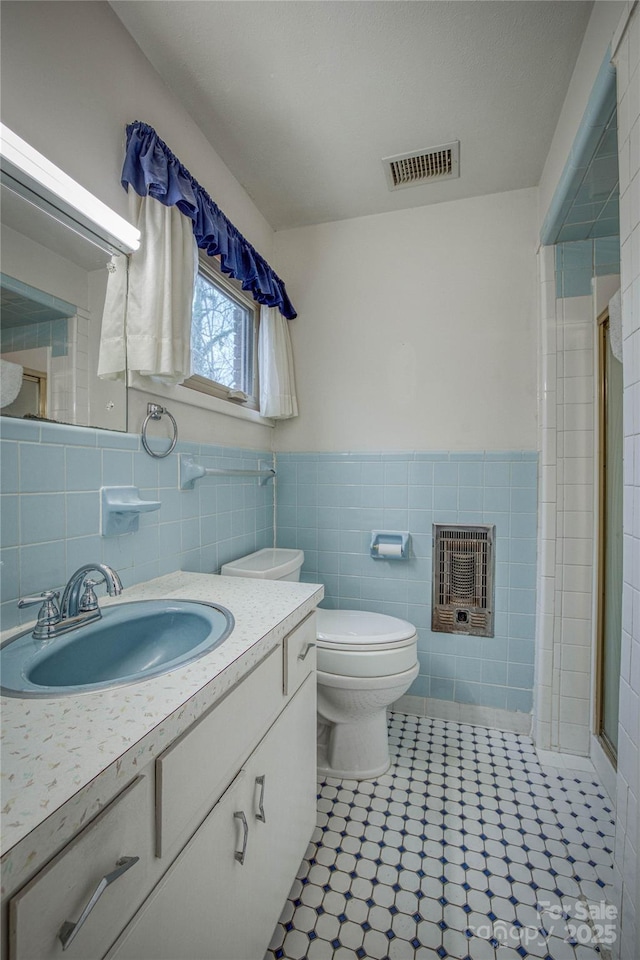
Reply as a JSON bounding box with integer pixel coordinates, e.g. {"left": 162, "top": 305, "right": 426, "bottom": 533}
{"left": 98, "top": 193, "right": 197, "bottom": 384}
{"left": 258, "top": 305, "right": 298, "bottom": 419}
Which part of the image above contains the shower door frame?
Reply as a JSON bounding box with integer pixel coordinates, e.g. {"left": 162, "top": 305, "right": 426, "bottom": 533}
{"left": 595, "top": 305, "right": 621, "bottom": 766}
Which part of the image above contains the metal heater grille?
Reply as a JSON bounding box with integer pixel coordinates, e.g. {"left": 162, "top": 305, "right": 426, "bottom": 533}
{"left": 432, "top": 524, "right": 495, "bottom": 637}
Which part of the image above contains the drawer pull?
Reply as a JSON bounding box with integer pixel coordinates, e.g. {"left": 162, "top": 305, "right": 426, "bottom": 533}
{"left": 233, "top": 810, "right": 249, "bottom": 864}
{"left": 255, "top": 775, "right": 266, "bottom": 822}
{"left": 298, "top": 642, "right": 317, "bottom": 662}
{"left": 58, "top": 856, "right": 139, "bottom": 950}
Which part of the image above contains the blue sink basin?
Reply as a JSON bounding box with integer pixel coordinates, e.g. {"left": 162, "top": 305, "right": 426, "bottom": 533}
{"left": 0, "top": 599, "right": 234, "bottom": 697}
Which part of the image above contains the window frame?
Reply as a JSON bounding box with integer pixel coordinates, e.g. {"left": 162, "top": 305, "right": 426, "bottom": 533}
{"left": 183, "top": 253, "right": 260, "bottom": 411}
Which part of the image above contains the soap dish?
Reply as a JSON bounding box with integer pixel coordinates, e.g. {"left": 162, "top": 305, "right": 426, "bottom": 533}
{"left": 101, "top": 486, "right": 161, "bottom": 537}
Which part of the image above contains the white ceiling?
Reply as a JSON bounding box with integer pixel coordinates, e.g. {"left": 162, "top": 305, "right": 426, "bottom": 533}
{"left": 110, "top": 1, "right": 593, "bottom": 231}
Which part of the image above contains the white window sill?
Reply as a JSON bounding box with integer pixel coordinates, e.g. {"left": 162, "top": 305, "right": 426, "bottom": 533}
{"left": 128, "top": 373, "right": 275, "bottom": 427}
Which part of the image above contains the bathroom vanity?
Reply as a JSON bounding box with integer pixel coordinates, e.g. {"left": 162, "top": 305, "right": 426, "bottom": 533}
{"left": 0, "top": 572, "right": 322, "bottom": 960}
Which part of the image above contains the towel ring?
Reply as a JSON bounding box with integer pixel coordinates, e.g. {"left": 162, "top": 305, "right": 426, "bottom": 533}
{"left": 141, "top": 403, "right": 178, "bottom": 459}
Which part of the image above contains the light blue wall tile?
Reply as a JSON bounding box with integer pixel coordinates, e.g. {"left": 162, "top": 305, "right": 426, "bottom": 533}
{"left": 509, "top": 563, "right": 537, "bottom": 589}
{"left": 428, "top": 677, "right": 454, "bottom": 701}
{"left": 66, "top": 536, "right": 104, "bottom": 580}
{"left": 384, "top": 461, "right": 408, "bottom": 485}
{"left": 510, "top": 461, "right": 537, "bottom": 487}
{"left": 0, "top": 547, "right": 20, "bottom": 602}
{"left": 20, "top": 494, "right": 65, "bottom": 544}
{"left": 484, "top": 462, "right": 511, "bottom": 486}
{"left": 21, "top": 444, "right": 65, "bottom": 492}
{"left": 482, "top": 660, "right": 507, "bottom": 685}
{"left": 509, "top": 638, "right": 535, "bottom": 663}
{"left": 1, "top": 495, "right": 19, "bottom": 546}
{"left": 433, "top": 487, "right": 457, "bottom": 511}
{"left": 506, "top": 688, "right": 533, "bottom": 713}
{"left": 409, "top": 462, "right": 434, "bottom": 486}
{"left": 484, "top": 487, "right": 510, "bottom": 512}
{"left": 102, "top": 450, "right": 134, "bottom": 487}
{"left": 508, "top": 663, "right": 535, "bottom": 688}
{"left": 65, "top": 447, "right": 102, "bottom": 492}
{"left": 510, "top": 538, "right": 537, "bottom": 564}
{"left": 508, "top": 615, "right": 536, "bottom": 642}
{"left": 1, "top": 418, "right": 41, "bottom": 442}
{"left": 40, "top": 423, "right": 97, "bottom": 447}
{"left": 455, "top": 656, "right": 483, "bottom": 681}
{"left": 459, "top": 487, "right": 483, "bottom": 512}
{"left": 434, "top": 462, "right": 458, "bottom": 486}
{"left": 458, "top": 462, "right": 483, "bottom": 486}
{"left": 431, "top": 653, "right": 456, "bottom": 679}
{"left": 1, "top": 441, "right": 19, "bottom": 493}
{"left": 20, "top": 541, "right": 64, "bottom": 596}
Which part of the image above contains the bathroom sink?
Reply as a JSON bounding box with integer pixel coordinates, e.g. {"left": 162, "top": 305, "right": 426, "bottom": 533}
{"left": 0, "top": 599, "right": 234, "bottom": 697}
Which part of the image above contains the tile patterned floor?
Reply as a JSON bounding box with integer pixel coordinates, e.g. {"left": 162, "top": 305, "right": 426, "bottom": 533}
{"left": 266, "top": 713, "right": 616, "bottom": 960}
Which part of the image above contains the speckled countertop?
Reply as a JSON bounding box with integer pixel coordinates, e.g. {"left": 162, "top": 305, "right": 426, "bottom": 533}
{"left": 0, "top": 572, "right": 323, "bottom": 868}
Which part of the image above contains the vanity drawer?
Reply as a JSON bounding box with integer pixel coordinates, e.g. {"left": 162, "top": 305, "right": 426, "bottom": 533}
{"left": 283, "top": 611, "right": 317, "bottom": 696}
{"left": 156, "top": 644, "right": 282, "bottom": 856}
{"left": 9, "top": 776, "right": 152, "bottom": 960}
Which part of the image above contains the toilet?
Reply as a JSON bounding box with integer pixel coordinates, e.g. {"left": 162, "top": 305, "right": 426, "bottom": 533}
{"left": 221, "top": 548, "right": 419, "bottom": 780}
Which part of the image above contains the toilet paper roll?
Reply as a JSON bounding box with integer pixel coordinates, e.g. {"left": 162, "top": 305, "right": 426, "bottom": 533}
{"left": 376, "top": 542, "right": 402, "bottom": 558}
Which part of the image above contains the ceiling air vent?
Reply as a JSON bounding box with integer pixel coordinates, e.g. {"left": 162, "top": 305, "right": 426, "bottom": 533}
{"left": 383, "top": 141, "right": 460, "bottom": 191}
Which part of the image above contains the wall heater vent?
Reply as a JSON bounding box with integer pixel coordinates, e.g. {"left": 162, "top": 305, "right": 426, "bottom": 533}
{"left": 383, "top": 141, "right": 460, "bottom": 191}
{"left": 432, "top": 523, "right": 495, "bottom": 637}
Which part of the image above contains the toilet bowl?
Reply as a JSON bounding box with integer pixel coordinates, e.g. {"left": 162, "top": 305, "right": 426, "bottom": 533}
{"left": 315, "top": 609, "right": 418, "bottom": 779}
{"left": 220, "top": 549, "right": 419, "bottom": 780}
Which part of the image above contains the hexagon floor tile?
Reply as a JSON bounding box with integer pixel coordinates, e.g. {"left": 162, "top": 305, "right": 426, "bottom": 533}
{"left": 265, "top": 713, "right": 615, "bottom": 960}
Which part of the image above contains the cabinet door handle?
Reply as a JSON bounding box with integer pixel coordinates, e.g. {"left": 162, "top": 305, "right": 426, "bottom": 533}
{"left": 58, "top": 856, "right": 139, "bottom": 950}
{"left": 255, "top": 775, "right": 266, "bottom": 823}
{"left": 233, "top": 810, "right": 249, "bottom": 864}
{"left": 298, "top": 642, "right": 316, "bottom": 662}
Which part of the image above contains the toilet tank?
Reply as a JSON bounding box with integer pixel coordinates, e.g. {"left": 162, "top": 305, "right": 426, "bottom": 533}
{"left": 220, "top": 548, "right": 304, "bottom": 581}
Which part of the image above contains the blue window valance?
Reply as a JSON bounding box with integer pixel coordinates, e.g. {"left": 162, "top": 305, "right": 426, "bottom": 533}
{"left": 121, "top": 121, "right": 297, "bottom": 320}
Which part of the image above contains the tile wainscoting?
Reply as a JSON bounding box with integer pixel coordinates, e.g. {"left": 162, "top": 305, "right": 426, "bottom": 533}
{"left": 275, "top": 450, "right": 538, "bottom": 719}
{"left": 0, "top": 417, "right": 274, "bottom": 631}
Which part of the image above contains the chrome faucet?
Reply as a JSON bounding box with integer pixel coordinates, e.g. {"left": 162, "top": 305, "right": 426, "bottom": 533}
{"left": 18, "top": 564, "right": 123, "bottom": 641}
{"left": 61, "top": 563, "right": 123, "bottom": 619}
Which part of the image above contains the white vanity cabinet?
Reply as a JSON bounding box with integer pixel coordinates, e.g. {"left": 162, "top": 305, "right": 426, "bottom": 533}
{"left": 3, "top": 609, "right": 318, "bottom": 960}
{"left": 107, "top": 671, "right": 316, "bottom": 960}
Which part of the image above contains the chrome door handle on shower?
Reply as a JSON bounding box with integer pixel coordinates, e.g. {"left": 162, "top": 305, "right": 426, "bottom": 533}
{"left": 234, "top": 810, "right": 249, "bottom": 864}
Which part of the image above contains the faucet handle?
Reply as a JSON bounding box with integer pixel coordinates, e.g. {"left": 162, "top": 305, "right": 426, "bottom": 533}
{"left": 78, "top": 578, "right": 103, "bottom": 613}
{"left": 18, "top": 589, "right": 60, "bottom": 610}
{"left": 18, "top": 591, "right": 61, "bottom": 635}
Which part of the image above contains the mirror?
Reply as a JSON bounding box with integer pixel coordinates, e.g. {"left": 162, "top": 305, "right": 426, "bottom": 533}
{"left": 0, "top": 184, "right": 128, "bottom": 431}
{"left": 0, "top": 124, "right": 139, "bottom": 433}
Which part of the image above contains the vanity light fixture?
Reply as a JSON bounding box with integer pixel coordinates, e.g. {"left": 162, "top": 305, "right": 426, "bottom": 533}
{"left": 0, "top": 123, "right": 140, "bottom": 256}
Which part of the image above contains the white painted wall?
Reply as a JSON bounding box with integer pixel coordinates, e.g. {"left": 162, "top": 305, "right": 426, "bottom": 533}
{"left": 538, "top": 0, "right": 625, "bottom": 232}
{"left": 273, "top": 188, "right": 538, "bottom": 452}
{"left": 0, "top": 0, "right": 274, "bottom": 449}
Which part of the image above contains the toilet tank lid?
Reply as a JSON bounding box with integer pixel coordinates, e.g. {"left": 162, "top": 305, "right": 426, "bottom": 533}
{"left": 220, "top": 548, "right": 304, "bottom": 579}
{"left": 316, "top": 609, "right": 416, "bottom": 645}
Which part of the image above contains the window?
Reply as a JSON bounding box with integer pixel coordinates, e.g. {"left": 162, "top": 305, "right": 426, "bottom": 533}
{"left": 184, "top": 256, "right": 259, "bottom": 408}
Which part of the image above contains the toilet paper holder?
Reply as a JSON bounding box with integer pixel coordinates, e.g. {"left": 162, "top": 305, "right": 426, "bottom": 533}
{"left": 370, "top": 531, "right": 410, "bottom": 560}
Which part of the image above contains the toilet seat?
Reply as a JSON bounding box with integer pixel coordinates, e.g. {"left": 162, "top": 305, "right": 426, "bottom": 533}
{"left": 316, "top": 609, "right": 416, "bottom": 646}
{"left": 315, "top": 608, "right": 418, "bottom": 678}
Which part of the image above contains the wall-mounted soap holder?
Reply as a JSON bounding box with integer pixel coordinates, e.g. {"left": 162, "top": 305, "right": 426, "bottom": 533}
{"left": 101, "top": 486, "right": 161, "bottom": 537}
{"left": 370, "top": 531, "right": 411, "bottom": 560}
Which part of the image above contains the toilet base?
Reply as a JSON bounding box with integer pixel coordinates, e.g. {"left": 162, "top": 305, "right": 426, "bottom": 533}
{"left": 317, "top": 709, "right": 392, "bottom": 781}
